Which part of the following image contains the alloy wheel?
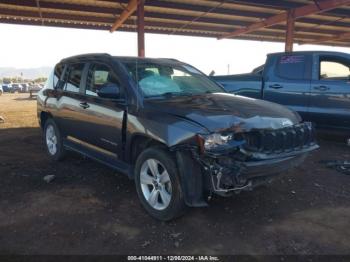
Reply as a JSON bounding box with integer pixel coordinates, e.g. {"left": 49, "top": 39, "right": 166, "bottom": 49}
{"left": 140, "top": 159, "right": 172, "bottom": 210}
{"left": 46, "top": 125, "right": 58, "bottom": 155}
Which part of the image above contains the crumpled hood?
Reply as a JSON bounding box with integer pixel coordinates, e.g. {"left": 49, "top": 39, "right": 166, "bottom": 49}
{"left": 145, "top": 93, "right": 300, "bottom": 132}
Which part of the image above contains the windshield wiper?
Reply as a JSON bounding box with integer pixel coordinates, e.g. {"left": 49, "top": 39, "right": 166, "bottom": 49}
{"left": 164, "top": 92, "right": 194, "bottom": 97}
{"left": 145, "top": 92, "right": 194, "bottom": 99}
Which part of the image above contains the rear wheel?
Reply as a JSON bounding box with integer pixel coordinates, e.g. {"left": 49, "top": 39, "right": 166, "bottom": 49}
{"left": 135, "top": 147, "right": 186, "bottom": 221}
{"left": 43, "top": 118, "right": 66, "bottom": 161}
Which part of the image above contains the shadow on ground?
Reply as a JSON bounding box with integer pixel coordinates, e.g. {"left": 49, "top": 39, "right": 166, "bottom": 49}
{"left": 13, "top": 97, "right": 35, "bottom": 101}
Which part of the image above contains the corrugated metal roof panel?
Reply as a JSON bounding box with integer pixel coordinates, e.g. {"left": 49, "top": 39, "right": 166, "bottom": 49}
{"left": 0, "top": 0, "right": 348, "bottom": 47}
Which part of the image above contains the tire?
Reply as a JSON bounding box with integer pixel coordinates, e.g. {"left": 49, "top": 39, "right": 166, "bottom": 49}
{"left": 43, "top": 118, "right": 66, "bottom": 161}
{"left": 134, "top": 146, "right": 186, "bottom": 221}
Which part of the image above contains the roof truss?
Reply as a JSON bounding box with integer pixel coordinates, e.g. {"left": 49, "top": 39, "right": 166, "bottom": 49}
{"left": 302, "top": 31, "right": 350, "bottom": 44}
{"left": 0, "top": 0, "right": 348, "bottom": 47}
{"left": 110, "top": 0, "right": 138, "bottom": 32}
{"left": 218, "top": 0, "right": 350, "bottom": 40}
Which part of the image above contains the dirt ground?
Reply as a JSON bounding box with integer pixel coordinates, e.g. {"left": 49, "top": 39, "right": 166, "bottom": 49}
{"left": 0, "top": 93, "right": 350, "bottom": 255}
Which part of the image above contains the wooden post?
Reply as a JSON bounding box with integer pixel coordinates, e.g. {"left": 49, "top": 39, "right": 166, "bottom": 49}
{"left": 285, "top": 10, "right": 295, "bottom": 52}
{"left": 137, "top": 0, "right": 145, "bottom": 57}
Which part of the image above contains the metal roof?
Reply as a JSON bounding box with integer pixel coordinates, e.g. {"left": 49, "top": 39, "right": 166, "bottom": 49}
{"left": 0, "top": 0, "right": 349, "bottom": 47}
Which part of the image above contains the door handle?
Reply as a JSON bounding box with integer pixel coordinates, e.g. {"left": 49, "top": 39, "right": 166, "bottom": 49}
{"left": 79, "top": 102, "right": 90, "bottom": 109}
{"left": 313, "top": 85, "right": 329, "bottom": 91}
{"left": 269, "top": 84, "right": 283, "bottom": 89}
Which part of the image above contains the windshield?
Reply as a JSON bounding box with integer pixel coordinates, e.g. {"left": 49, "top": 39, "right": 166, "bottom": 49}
{"left": 122, "top": 61, "right": 224, "bottom": 98}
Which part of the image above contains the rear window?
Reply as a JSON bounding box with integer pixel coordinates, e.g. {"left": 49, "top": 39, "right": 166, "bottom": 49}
{"left": 276, "top": 55, "right": 307, "bottom": 80}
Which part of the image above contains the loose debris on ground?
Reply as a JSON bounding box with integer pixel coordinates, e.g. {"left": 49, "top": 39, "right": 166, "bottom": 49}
{"left": 43, "top": 175, "right": 56, "bottom": 183}
{"left": 321, "top": 160, "right": 350, "bottom": 176}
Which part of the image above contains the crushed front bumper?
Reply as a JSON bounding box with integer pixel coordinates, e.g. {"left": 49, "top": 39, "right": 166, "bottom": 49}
{"left": 198, "top": 122, "right": 319, "bottom": 195}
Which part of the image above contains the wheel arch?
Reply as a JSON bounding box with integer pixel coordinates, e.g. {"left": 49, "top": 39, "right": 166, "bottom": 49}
{"left": 128, "top": 133, "right": 168, "bottom": 165}
{"left": 129, "top": 133, "right": 209, "bottom": 208}
{"left": 40, "top": 111, "right": 53, "bottom": 129}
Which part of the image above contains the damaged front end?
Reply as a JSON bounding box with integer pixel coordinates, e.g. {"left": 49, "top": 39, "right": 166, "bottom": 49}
{"left": 195, "top": 119, "right": 319, "bottom": 196}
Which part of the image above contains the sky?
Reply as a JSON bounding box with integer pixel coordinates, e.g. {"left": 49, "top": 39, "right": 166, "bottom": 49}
{"left": 0, "top": 23, "right": 349, "bottom": 75}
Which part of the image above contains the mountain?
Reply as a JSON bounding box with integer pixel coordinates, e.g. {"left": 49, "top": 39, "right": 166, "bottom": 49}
{"left": 0, "top": 66, "right": 52, "bottom": 79}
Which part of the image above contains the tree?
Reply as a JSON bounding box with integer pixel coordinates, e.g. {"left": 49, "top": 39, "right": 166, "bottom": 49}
{"left": 34, "top": 77, "right": 47, "bottom": 83}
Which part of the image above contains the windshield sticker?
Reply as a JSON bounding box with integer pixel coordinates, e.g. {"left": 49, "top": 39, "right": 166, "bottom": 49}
{"left": 280, "top": 55, "right": 304, "bottom": 64}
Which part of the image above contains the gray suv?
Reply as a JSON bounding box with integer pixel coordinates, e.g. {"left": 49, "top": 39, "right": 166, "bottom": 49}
{"left": 37, "top": 54, "right": 318, "bottom": 220}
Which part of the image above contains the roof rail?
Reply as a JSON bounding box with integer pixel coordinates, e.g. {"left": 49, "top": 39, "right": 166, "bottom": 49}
{"left": 61, "top": 53, "right": 111, "bottom": 63}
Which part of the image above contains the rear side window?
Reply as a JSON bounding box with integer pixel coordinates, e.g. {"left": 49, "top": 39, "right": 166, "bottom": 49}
{"left": 54, "top": 63, "right": 64, "bottom": 89}
{"left": 44, "top": 70, "right": 54, "bottom": 90}
{"left": 65, "top": 63, "right": 85, "bottom": 93}
{"left": 276, "top": 55, "right": 307, "bottom": 80}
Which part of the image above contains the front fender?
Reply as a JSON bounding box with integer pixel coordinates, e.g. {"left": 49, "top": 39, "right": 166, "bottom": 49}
{"left": 126, "top": 112, "right": 207, "bottom": 148}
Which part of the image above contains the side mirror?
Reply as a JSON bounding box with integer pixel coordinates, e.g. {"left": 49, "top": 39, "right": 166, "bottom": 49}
{"left": 97, "top": 83, "right": 121, "bottom": 99}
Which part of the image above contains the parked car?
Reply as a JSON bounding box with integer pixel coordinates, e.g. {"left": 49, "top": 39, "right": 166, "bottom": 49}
{"left": 212, "top": 51, "right": 350, "bottom": 132}
{"left": 0, "top": 85, "right": 3, "bottom": 95}
{"left": 37, "top": 54, "right": 318, "bottom": 220}
{"left": 10, "top": 83, "right": 23, "bottom": 93}
{"left": 29, "top": 84, "right": 42, "bottom": 98}
{"left": 21, "top": 83, "right": 30, "bottom": 92}
{"left": 30, "top": 84, "right": 43, "bottom": 92}
{"left": 2, "top": 83, "right": 12, "bottom": 92}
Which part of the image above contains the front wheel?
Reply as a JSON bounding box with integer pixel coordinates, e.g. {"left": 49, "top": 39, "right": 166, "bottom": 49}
{"left": 134, "top": 147, "right": 186, "bottom": 221}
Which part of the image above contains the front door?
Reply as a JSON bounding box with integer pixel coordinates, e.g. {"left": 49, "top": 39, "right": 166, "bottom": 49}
{"left": 75, "top": 62, "right": 126, "bottom": 159}
{"left": 309, "top": 55, "right": 350, "bottom": 130}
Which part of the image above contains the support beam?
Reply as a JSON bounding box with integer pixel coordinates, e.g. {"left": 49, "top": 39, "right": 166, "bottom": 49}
{"left": 285, "top": 10, "right": 295, "bottom": 52}
{"left": 137, "top": 0, "right": 145, "bottom": 57}
{"left": 301, "top": 31, "right": 350, "bottom": 45}
{"left": 35, "top": 0, "right": 44, "bottom": 25}
{"left": 110, "top": 0, "right": 138, "bottom": 33}
{"left": 218, "top": 0, "right": 350, "bottom": 40}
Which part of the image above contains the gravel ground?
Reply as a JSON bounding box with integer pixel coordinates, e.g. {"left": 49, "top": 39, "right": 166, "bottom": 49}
{"left": 0, "top": 93, "right": 350, "bottom": 255}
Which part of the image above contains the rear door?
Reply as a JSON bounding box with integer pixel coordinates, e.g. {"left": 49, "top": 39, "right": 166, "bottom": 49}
{"left": 263, "top": 54, "right": 312, "bottom": 121}
{"left": 74, "top": 62, "right": 127, "bottom": 159}
{"left": 54, "top": 62, "right": 89, "bottom": 140}
{"left": 309, "top": 54, "right": 350, "bottom": 130}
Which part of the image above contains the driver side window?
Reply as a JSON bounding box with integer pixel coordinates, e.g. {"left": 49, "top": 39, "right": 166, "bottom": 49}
{"left": 86, "top": 63, "right": 123, "bottom": 98}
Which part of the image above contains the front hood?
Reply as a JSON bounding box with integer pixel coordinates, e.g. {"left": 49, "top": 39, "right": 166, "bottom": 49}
{"left": 145, "top": 93, "right": 300, "bottom": 133}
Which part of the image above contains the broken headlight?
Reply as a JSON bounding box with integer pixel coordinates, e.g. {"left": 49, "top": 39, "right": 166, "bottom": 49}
{"left": 197, "top": 133, "right": 246, "bottom": 155}
{"left": 203, "top": 133, "right": 233, "bottom": 150}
